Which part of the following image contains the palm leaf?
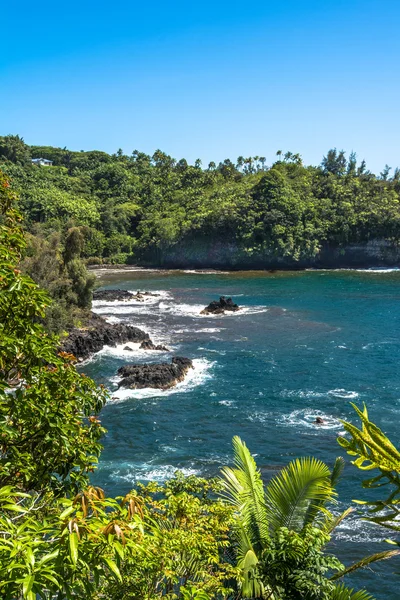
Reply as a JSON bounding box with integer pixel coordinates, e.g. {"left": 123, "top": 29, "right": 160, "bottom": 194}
{"left": 330, "top": 456, "right": 345, "bottom": 487}
{"left": 264, "top": 456, "right": 336, "bottom": 532}
{"left": 221, "top": 436, "right": 269, "bottom": 550}
{"left": 323, "top": 506, "right": 354, "bottom": 535}
{"left": 331, "top": 583, "right": 375, "bottom": 600}
{"left": 330, "top": 550, "right": 400, "bottom": 580}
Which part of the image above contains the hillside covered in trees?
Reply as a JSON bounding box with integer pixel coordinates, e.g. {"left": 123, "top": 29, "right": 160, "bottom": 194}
{"left": 1, "top": 134, "right": 400, "bottom": 269}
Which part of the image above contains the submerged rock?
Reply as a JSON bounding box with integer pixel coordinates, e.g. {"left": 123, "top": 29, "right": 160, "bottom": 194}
{"left": 62, "top": 313, "right": 150, "bottom": 360}
{"left": 93, "top": 289, "right": 160, "bottom": 302}
{"left": 200, "top": 296, "right": 240, "bottom": 315}
{"left": 118, "top": 357, "right": 193, "bottom": 390}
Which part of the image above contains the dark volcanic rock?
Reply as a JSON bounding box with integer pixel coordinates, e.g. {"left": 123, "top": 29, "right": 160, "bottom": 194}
{"left": 93, "top": 289, "right": 160, "bottom": 302}
{"left": 93, "top": 289, "right": 134, "bottom": 302}
{"left": 200, "top": 296, "right": 240, "bottom": 315}
{"left": 118, "top": 357, "right": 193, "bottom": 390}
{"left": 139, "top": 340, "right": 169, "bottom": 351}
{"left": 61, "top": 313, "right": 150, "bottom": 360}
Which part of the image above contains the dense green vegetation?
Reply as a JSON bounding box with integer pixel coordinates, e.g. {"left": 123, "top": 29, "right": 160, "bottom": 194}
{"left": 1, "top": 134, "right": 400, "bottom": 271}
{"left": 3, "top": 167, "right": 399, "bottom": 599}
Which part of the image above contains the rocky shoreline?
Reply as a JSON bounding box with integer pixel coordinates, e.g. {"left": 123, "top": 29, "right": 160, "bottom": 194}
{"left": 63, "top": 290, "right": 242, "bottom": 390}
{"left": 93, "top": 289, "right": 160, "bottom": 302}
{"left": 61, "top": 313, "right": 168, "bottom": 361}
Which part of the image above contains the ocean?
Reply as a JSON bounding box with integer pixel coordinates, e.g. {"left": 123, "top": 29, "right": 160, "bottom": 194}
{"left": 83, "top": 267, "right": 400, "bottom": 599}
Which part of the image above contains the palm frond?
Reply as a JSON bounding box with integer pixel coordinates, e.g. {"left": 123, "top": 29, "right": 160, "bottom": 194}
{"left": 221, "top": 436, "right": 269, "bottom": 549}
{"left": 330, "top": 550, "right": 400, "bottom": 580}
{"left": 264, "top": 456, "right": 336, "bottom": 532}
{"left": 330, "top": 456, "right": 345, "bottom": 487}
{"left": 331, "top": 582, "right": 375, "bottom": 600}
{"left": 322, "top": 506, "right": 354, "bottom": 535}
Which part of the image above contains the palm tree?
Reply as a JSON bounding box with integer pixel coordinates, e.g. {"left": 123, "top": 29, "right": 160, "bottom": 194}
{"left": 221, "top": 437, "right": 395, "bottom": 599}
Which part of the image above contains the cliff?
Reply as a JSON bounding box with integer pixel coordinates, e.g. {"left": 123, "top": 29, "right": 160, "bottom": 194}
{"left": 139, "top": 238, "right": 400, "bottom": 270}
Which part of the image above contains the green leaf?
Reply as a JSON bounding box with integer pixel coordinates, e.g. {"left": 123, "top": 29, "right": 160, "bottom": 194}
{"left": 103, "top": 557, "right": 122, "bottom": 582}
{"left": 69, "top": 532, "right": 78, "bottom": 565}
{"left": 22, "top": 574, "right": 34, "bottom": 598}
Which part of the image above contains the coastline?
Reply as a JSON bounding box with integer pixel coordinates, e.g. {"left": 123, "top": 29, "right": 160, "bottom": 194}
{"left": 89, "top": 264, "right": 400, "bottom": 275}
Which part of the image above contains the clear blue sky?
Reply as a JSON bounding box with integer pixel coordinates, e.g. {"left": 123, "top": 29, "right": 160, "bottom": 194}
{"left": 1, "top": 0, "right": 399, "bottom": 172}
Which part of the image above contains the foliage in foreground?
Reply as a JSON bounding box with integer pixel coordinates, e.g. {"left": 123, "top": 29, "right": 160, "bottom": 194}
{"left": 220, "top": 436, "right": 394, "bottom": 599}
{"left": 339, "top": 404, "right": 400, "bottom": 548}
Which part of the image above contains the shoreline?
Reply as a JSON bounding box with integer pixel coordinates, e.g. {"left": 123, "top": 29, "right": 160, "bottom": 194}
{"left": 89, "top": 264, "right": 400, "bottom": 275}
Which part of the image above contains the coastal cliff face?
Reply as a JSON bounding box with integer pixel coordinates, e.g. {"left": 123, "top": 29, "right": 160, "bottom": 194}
{"left": 139, "top": 238, "right": 400, "bottom": 269}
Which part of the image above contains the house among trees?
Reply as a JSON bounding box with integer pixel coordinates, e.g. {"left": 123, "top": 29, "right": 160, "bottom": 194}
{"left": 31, "top": 157, "right": 53, "bottom": 166}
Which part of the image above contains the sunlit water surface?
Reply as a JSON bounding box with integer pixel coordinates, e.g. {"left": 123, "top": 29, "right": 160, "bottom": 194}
{"left": 83, "top": 268, "right": 400, "bottom": 599}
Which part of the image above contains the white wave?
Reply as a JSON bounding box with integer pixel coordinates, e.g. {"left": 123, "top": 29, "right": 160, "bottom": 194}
{"left": 104, "top": 315, "right": 122, "bottom": 324}
{"left": 111, "top": 463, "right": 199, "bottom": 484}
{"left": 306, "top": 267, "right": 400, "bottom": 273}
{"left": 362, "top": 340, "right": 399, "bottom": 350}
{"left": 182, "top": 269, "right": 232, "bottom": 274}
{"left": 93, "top": 289, "right": 172, "bottom": 308}
{"left": 158, "top": 301, "right": 268, "bottom": 319}
{"left": 197, "top": 347, "right": 226, "bottom": 355}
{"left": 279, "top": 388, "right": 358, "bottom": 401}
{"left": 173, "top": 327, "right": 225, "bottom": 333}
{"left": 93, "top": 342, "right": 170, "bottom": 360}
{"left": 328, "top": 389, "right": 359, "bottom": 399}
{"left": 109, "top": 358, "right": 215, "bottom": 402}
{"left": 281, "top": 408, "right": 342, "bottom": 430}
{"left": 355, "top": 268, "right": 400, "bottom": 273}
{"left": 280, "top": 389, "right": 327, "bottom": 399}
{"left": 219, "top": 400, "right": 236, "bottom": 406}
{"left": 333, "top": 510, "right": 392, "bottom": 543}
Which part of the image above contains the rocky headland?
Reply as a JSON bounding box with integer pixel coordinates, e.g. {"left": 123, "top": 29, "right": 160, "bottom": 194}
{"left": 117, "top": 357, "right": 193, "bottom": 390}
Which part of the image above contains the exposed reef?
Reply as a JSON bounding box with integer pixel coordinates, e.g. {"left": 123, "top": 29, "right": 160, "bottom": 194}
{"left": 117, "top": 357, "right": 193, "bottom": 390}
{"left": 93, "top": 289, "right": 160, "bottom": 302}
{"left": 201, "top": 296, "right": 240, "bottom": 315}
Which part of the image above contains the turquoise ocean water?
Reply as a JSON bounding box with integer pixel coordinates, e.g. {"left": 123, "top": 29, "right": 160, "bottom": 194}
{"left": 83, "top": 268, "right": 400, "bottom": 599}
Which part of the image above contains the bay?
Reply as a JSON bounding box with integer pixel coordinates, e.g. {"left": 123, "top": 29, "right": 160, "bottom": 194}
{"left": 83, "top": 268, "right": 400, "bottom": 599}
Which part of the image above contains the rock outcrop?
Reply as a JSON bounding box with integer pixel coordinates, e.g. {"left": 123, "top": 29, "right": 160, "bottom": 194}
{"left": 118, "top": 357, "right": 193, "bottom": 390}
{"left": 200, "top": 296, "right": 240, "bottom": 315}
{"left": 139, "top": 340, "right": 169, "bottom": 351}
{"left": 93, "top": 289, "right": 160, "bottom": 302}
{"left": 62, "top": 313, "right": 150, "bottom": 360}
{"left": 93, "top": 289, "right": 134, "bottom": 302}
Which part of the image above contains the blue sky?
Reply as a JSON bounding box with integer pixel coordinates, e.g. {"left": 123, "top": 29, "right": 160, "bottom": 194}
{"left": 1, "top": 0, "right": 399, "bottom": 172}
